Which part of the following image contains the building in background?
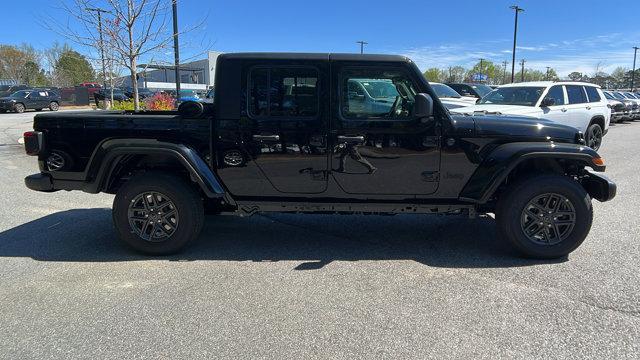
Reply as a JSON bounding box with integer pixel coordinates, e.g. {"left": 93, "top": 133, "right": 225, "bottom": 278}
{"left": 116, "top": 51, "right": 222, "bottom": 91}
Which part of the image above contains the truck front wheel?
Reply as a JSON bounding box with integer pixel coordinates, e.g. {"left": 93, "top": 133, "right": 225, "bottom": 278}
{"left": 113, "top": 172, "right": 204, "bottom": 255}
{"left": 496, "top": 174, "right": 593, "bottom": 259}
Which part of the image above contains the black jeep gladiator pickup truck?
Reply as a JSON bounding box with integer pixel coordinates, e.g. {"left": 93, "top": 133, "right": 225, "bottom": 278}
{"left": 23, "top": 53, "right": 616, "bottom": 258}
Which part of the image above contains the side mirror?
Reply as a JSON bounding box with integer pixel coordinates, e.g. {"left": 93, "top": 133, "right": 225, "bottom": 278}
{"left": 414, "top": 93, "right": 434, "bottom": 118}
{"left": 540, "top": 97, "right": 556, "bottom": 107}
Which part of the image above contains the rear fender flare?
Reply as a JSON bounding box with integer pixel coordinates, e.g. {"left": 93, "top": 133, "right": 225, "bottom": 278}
{"left": 85, "top": 139, "right": 225, "bottom": 199}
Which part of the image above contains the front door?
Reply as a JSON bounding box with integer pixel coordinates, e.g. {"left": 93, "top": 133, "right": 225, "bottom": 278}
{"left": 242, "top": 64, "right": 329, "bottom": 194}
{"left": 540, "top": 85, "right": 570, "bottom": 125}
{"left": 330, "top": 65, "right": 441, "bottom": 196}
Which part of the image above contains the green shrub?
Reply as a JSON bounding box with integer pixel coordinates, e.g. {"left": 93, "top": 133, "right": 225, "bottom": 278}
{"left": 112, "top": 100, "right": 144, "bottom": 111}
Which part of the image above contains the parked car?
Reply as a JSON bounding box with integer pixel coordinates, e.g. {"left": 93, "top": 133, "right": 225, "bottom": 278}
{"left": 430, "top": 82, "right": 477, "bottom": 110}
{"left": 602, "top": 91, "right": 629, "bottom": 122}
{"left": 611, "top": 91, "right": 639, "bottom": 120}
{"left": 177, "top": 89, "right": 201, "bottom": 102}
{"left": 621, "top": 92, "right": 640, "bottom": 119}
{"left": 0, "top": 89, "right": 60, "bottom": 113}
{"left": 23, "top": 52, "right": 616, "bottom": 260}
{"left": 94, "top": 88, "right": 130, "bottom": 104}
{"left": 446, "top": 82, "right": 494, "bottom": 99}
{"left": 124, "top": 87, "right": 156, "bottom": 100}
{"left": 0, "top": 84, "right": 28, "bottom": 97}
{"left": 451, "top": 81, "right": 610, "bottom": 150}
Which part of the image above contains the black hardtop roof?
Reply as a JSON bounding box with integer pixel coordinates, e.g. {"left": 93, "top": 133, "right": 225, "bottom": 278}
{"left": 219, "top": 52, "right": 412, "bottom": 63}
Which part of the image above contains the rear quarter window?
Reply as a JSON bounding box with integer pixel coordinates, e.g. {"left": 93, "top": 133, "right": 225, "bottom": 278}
{"left": 584, "top": 86, "right": 601, "bottom": 103}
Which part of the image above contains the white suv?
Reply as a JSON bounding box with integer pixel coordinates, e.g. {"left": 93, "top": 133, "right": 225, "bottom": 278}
{"left": 451, "top": 81, "right": 610, "bottom": 150}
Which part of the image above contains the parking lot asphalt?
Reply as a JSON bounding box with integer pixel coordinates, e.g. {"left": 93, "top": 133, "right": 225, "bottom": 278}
{"left": 0, "top": 110, "right": 638, "bottom": 359}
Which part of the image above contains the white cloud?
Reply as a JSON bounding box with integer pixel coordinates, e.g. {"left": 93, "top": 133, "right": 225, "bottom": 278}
{"left": 394, "top": 32, "right": 640, "bottom": 77}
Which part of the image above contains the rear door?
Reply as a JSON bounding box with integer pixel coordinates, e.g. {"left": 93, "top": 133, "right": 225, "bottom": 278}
{"left": 564, "top": 85, "right": 590, "bottom": 132}
{"left": 330, "top": 62, "right": 441, "bottom": 196}
{"left": 242, "top": 63, "right": 329, "bottom": 194}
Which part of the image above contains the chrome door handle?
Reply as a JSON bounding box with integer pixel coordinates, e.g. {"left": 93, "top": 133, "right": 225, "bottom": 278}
{"left": 586, "top": 106, "right": 591, "bottom": 110}
{"left": 561, "top": 108, "right": 567, "bottom": 112}
{"left": 337, "top": 135, "right": 365, "bottom": 143}
{"left": 252, "top": 134, "right": 280, "bottom": 141}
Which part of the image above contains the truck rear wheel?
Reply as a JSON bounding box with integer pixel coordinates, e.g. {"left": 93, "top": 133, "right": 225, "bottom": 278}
{"left": 496, "top": 174, "right": 593, "bottom": 259}
{"left": 113, "top": 172, "right": 204, "bottom": 255}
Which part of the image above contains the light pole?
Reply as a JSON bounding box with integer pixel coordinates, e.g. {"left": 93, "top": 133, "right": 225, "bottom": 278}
{"left": 86, "top": 7, "right": 109, "bottom": 107}
{"left": 546, "top": 66, "right": 551, "bottom": 80}
{"left": 172, "top": 0, "right": 181, "bottom": 96}
{"left": 520, "top": 58, "right": 526, "bottom": 82}
{"left": 632, "top": 46, "right": 639, "bottom": 92}
{"left": 356, "top": 41, "right": 368, "bottom": 54}
{"left": 479, "top": 58, "right": 484, "bottom": 82}
{"left": 510, "top": 5, "right": 524, "bottom": 83}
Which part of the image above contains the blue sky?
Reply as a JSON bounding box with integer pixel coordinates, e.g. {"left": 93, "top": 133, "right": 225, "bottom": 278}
{"left": 2, "top": 0, "right": 639, "bottom": 76}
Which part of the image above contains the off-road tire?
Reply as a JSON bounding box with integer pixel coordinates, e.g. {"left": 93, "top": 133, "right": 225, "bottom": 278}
{"left": 49, "top": 101, "right": 59, "bottom": 111}
{"left": 14, "top": 103, "right": 25, "bottom": 113}
{"left": 113, "top": 172, "right": 204, "bottom": 255}
{"left": 496, "top": 174, "right": 593, "bottom": 259}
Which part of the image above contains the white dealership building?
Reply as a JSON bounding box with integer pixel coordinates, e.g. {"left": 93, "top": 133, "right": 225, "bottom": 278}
{"left": 116, "top": 51, "right": 223, "bottom": 91}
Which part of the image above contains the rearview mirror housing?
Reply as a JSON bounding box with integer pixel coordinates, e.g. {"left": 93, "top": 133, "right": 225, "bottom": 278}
{"left": 414, "top": 93, "right": 434, "bottom": 118}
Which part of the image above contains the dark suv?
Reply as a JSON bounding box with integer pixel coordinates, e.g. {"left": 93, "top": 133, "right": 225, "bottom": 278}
{"left": 0, "top": 89, "right": 61, "bottom": 113}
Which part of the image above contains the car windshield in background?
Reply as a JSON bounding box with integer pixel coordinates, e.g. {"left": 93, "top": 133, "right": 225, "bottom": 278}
{"left": 471, "top": 84, "right": 493, "bottom": 97}
{"left": 603, "top": 92, "right": 615, "bottom": 100}
{"left": 478, "top": 87, "right": 545, "bottom": 106}
{"left": 612, "top": 92, "right": 627, "bottom": 100}
{"left": 360, "top": 80, "right": 398, "bottom": 99}
{"left": 431, "top": 83, "right": 461, "bottom": 98}
{"left": 10, "top": 90, "right": 30, "bottom": 98}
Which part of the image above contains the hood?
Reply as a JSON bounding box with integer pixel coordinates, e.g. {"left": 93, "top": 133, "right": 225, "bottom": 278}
{"left": 450, "top": 104, "right": 541, "bottom": 116}
{"left": 449, "top": 113, "right": 580, "bottom": 143}
{"left": 440, "top": 97, "right": 475, "bottom": 110}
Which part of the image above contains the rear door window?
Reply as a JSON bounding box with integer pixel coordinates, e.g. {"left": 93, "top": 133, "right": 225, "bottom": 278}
{"left": 584, "top": 86, "right": 601, "bottom": 103}
{"left": 566, "top": 85, "right": 587, "bottom": 104}
{"left": 248, "top": 67, "right": 319, "bottom": 118}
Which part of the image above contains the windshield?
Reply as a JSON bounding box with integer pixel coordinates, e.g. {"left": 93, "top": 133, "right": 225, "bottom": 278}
{"left": 603, "top": 92, "right": 614, "bottom": 100}
{"left": 624, "top": 93, "right": 638, "bottom": 99}
{"left": 471, "top": 84, "right": 493, "bottom": 97}
{"left": 10, "top": 90, "right": 30, "bottom": 98}
{"left": 431, "top": 83, "right": 461, "bottom": 98}
{"left": 478, "top": 86, "right": 545, "bottom": 106}
{"left": 359, "top": 80, "right": 398, "bottom": 99}
{"left": 612, "top": 92, "right": 627, "bottom": 100}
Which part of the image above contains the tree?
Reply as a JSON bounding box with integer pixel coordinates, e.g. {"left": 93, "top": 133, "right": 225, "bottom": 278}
{"left": 0, "top": 44, "right": 49, "bottom": 86}
{"left": 568, "top": 72, "right": 584, "bottom": 81}
{"left": 55, "top": 50, "right": 95, "bottom": 86}
{"left": 423, "top": 68, "right": 444, "bottom": 82}
{"left": 447, "top": 66, "right": 466, "bottom": 83}
{"left": 466, "top": 60, "right": 497, "bottom": 84}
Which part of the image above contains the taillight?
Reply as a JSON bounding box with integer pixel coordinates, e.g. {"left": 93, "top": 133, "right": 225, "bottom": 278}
{"left": 23, "top": 131, "right": 43, "bottom": 156}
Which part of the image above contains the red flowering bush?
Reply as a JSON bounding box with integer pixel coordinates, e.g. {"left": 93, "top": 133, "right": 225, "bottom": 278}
{"left": 145, "top": 92, "right": 176, "bottom": 111}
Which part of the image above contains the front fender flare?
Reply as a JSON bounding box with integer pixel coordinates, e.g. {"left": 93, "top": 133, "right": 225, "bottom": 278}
{"left": 459, "top": 142, "right": 603, "bottom": 204}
